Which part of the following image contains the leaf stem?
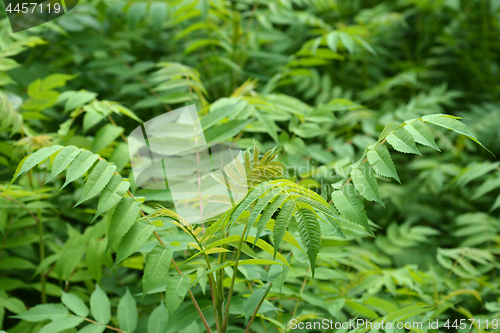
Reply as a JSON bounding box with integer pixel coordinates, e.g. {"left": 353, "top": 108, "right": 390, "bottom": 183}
{"left": 221, "top": 225, "right": 248, "bottom": 332}
{"left": 243, "top": 283, "right": 272, "bottom": 333}
{"left": 185, "top": 227, "right": 220, "bottom": 332}
{"left": 291, "top": 267, "right": 310, "bottom": 317}
{"left": 217, "top": 243, "right": 225, "bottom": 330}
{"left": 129, "top": 189, "right": 213, "bottom": 333}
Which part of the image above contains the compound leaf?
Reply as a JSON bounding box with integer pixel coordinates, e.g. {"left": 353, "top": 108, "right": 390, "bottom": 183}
{"left": 13, "top": 145, "right": 64, "bottom": 182}
{"left": 272, "top": 201, "right": 295, "bottom": 257}
{"left": 14, "top": 303, "right": 68, "bottom": 322}
{"left": 90, "top": 284, "right": 110, "bottom": 325}
{"left": 48, "top": 146, "right": 81, "bottom": 182}
{"left": 38, "top": 316, "right": 84, "bottom": 333}
{"left": 147, "top": 303, "right": 169, "bottom": 333}
{"left": 295, "top": 207, "right": 321, "bottom": 276}
{"left": 244, "top": 282, "right": 272, "bottom": 324}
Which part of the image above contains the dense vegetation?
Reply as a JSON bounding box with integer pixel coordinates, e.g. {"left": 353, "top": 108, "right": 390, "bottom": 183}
{"left": 0, "top": 0, "right": 499, "bottom": 332}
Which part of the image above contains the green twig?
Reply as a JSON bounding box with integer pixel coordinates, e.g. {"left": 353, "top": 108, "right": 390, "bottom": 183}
{"left": 151, "top": 221, "right": 213, "bottom": 333}
{"left": 0, "top": 194, "right": 40, "bottom": 225}
{"left": 221, "top": 224, "right": 248, "bottom": 332}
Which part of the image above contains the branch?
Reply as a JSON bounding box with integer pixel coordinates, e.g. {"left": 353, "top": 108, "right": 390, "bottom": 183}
{"left": 134, "top": 191, "right": 213, "bottom": 333}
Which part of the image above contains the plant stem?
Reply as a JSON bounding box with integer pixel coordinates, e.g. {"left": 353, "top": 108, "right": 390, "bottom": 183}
{"left": 2, "top": 187, "right": 46, "bottom": 304}
{"left": 291, "top": 267, "right": 310, "bottom": 318}
{"left": 103, "top": 163, "right": 211, "bottom": 331}
{"left": 185, "top": 227, "right": 220, "bottom": 332}
{"left": 216, "top": 245, "right": 225, "bottom": 330}
{"left": 107, "top": 115, "right": 130, "bottom": 143}
{"left": 221, "top": 225, "right": 248, "bottom": 332}
{"left": 113, "top": 51, "right": 172, "bottom": 112}
{"left": 84, "top": 317, "right": 126, "bottom": 332}
{"left": 336, "top": 138, "right": 388, "bottom": 193}
{"left": 37, "top": 208, "right": 46, "bottom": 304}
{"left": 0, "top": 194, "right": 40, "bottom": 224}
{"left": 243, "top": 283, "right": 272, "bottom": 333}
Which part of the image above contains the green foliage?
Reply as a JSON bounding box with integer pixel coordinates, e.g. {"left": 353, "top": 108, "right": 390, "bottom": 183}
{"left": 12, "top": 286, "right": 138, "bottom": 333}
{"left": 61, "top": 292, "right": 89, "bottom": 318}
{"left": 165, "top": 276, "right": 191, "bottom": 317}
{"left": 90, "top": 284, "right": 110, "bottom": 325}
{"left": 331, "top": 184, "right": 371, "bottom": 235}
{"left": 367, "top": 145, "right": 400, "bottom": 182}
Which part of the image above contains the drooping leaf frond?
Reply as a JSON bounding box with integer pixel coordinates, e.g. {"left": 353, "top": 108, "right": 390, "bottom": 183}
{"left": 233, "top": 179, "right": 344, "bottom": 275}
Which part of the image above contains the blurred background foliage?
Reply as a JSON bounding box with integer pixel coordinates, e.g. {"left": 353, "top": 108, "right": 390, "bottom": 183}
{"left": 0, "top": 0, "right": 499, "bottom": 332}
